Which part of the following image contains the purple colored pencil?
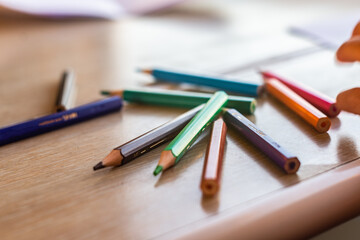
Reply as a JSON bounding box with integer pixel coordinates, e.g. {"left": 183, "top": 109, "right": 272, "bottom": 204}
{"left": 223, "top": 108, "right": 300, "bottom": 174}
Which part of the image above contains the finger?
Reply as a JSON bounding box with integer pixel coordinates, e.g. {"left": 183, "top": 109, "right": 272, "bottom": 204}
{"left": 336, "top": 36, "right": 360, "bottom": 62}
{"left": 351, "top": 21, "right": 360, "bottom": 37}
{"left": 336, "top": 88, "right": 360, "bottom": 115}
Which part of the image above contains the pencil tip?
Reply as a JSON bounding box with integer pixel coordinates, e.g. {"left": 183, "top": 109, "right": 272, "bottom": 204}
{"left": 100, "top": 90, "right": 111, "bottom": 95}
{"left": 250, "top": 99, "right": 257, "bottom": 114}
{"left": 136, "top": 68, "right": 152, "bottom": 74}
{"left": 93, "top": 162, "right": 105, "bottom": 171}
{"left": 153, "top": 165, "right": 163, "bottom": 176}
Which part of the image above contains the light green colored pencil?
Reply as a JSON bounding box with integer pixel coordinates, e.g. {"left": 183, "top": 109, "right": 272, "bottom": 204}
{"left": 153, "top": 91, "right": 228, "bottom": 176}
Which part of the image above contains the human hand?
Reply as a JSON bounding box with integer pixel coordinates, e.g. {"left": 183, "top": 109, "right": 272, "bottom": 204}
{"left": 336, "top": 88, "right": 360, "bottom": 115}
{"left": 336, "top": 22, "right": 360, "bottom": 62}
{"left": 335, "top": 22, "right": 360, "bottom": 115}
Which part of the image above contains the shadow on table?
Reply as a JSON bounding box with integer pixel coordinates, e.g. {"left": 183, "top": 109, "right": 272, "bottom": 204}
{"left": 337, "top": 136, "right": 358, "bottom": 163}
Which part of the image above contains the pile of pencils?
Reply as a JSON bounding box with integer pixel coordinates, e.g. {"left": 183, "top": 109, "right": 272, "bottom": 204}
{"left": 94, "top": 68, "right": 339, "bottom": 196}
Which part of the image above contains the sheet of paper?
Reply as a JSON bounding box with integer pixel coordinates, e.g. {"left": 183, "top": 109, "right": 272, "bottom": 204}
{"left": 290, "top": 13, "right": 359, "bottom": 48}
{"left": 0, "top": 0, "right": 184, "bottom": 19}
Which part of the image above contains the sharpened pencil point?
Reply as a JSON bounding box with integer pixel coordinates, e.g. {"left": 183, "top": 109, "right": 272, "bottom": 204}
{"left": 137, "top": 68, "right": 152, "bottom": 74}
{"left": 100, "top": 90, "right": 111, "bottom": 96}
{"left": 93, "top": 162, "right": 105, "bottom": 171}
{"left": 250, "top": 100, "right": 256, "bottom": 114}
{"left": 153, "top": 165, "right": 163, "bottom": 176}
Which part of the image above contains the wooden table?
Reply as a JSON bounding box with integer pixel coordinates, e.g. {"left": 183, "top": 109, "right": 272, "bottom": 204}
{"left": 1, "top": 1, "right": 360, "bottom": 239}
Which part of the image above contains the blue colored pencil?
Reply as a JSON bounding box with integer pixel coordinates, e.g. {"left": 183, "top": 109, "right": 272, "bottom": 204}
{"left": 223, "top": 108, "right": 300, "bottom": 174}
{"left": 139, "top": 68, "right": 262, "bottom": 97}
{"left": 0, "top": 96, "right": 123, "bottom": 146}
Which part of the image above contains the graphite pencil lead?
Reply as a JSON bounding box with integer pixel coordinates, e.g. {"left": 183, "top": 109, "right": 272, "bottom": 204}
{"left": 100, "top": 90, "right": 111, "bottom": 95}
{"left": 93, "top": 162, "right": 105, "bottom": 171}
{"left": 153, "top": 165, "right": 163, "bottom": 176}
{"left": 100, "top": 90, "right": 124, "bottom": 97}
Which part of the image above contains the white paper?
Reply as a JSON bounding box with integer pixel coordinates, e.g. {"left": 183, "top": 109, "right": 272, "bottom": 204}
{"left": 0, "top": 0, "right": 184, "bottom": 19}
{"left": 290, "top": 13, "right": 359, "bottom": 48}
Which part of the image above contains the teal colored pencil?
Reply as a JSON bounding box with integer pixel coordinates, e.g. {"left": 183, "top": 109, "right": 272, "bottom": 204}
{"left": 140, "top": 68, "right": 262, "bottom": 97}
{"left": 153, "top": 91, "right": 228, "bottom": 176}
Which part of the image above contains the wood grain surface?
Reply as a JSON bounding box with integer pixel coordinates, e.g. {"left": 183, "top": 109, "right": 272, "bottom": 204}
{"left": 1, "top": 1, "right": 360, "bottom": 239}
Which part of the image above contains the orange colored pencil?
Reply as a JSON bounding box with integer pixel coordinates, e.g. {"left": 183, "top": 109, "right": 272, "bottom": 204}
{"left": 265, "top": 79, "right": 331, "bottom": 133}
{"left": 200, "top": 118, "right": 227, "bottom": 196}
{"left": 260, "top": 71, "right": 340, "bottom": 117}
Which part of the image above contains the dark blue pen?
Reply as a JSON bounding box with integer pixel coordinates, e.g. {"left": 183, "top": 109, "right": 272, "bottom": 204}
{"left": 139, "top": 68, "right": 262, "bottom": 97}
{"left": 0, "top": 96, "right": 123, "bottom": 146}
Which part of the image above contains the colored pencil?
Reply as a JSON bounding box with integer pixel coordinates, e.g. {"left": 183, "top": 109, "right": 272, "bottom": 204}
{"left": 265, "top": 79, "right": 331, "bottom": 133}
{"left": 139, "top": 68, "right": 262, "bottom": 97}
{"left": 200, "top": 117, "right": 227, "bottom": 196}
{"left": 0, "top": 96, "right": 123, "bottom": 146}
{"left": 55, "top": 69, "right": 76, "bottom": 112}
{"left": 101, "top": 88, "right": 256, "bottom": 115}
{"left": 153, "top": 91, "right": 228, "bottom": 176}
{"left": 93, "top": 104, "right": 204, "bottom": 171}
{"left": 261, "top": 71, "right": 340, "bottom": 117}
{"left": 223, "top": 108, "right": 300, "bottom": 174}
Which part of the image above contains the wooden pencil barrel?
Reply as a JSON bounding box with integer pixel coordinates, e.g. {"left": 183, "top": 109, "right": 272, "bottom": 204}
{"left": 200, "top": 118, "right": 227, "bottom": 196}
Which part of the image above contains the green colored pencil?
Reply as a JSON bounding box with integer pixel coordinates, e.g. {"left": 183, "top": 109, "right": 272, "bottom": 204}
{"left": 101, "top": 88, "right": 255, "bottom": 114}
{"left": 153, "top": 91, "right": 228, "bottom": 176}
